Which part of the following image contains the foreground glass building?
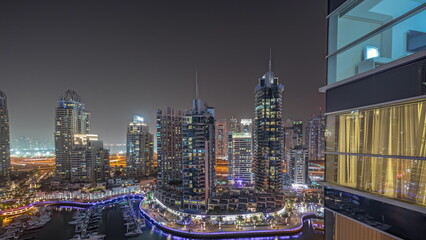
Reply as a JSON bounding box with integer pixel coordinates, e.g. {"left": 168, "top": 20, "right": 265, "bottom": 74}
{"left": 323, "top": 1, "right": 426, "bottom": 239}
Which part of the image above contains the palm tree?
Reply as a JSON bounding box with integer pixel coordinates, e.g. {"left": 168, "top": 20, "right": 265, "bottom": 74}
{"left": 237, "top": 215, "right": 244, "bottom": 225}
{"left": 252, "top": 215, "right": 259, "bottom": 226}
{"left": 217, "top": 216, "right": 224, "bottom": 230}
{"left": 281, "top": 212, "right": 289, "bottom": 224}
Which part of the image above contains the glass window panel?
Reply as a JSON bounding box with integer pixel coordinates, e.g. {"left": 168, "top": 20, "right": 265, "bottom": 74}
{"left": 328, "top": 0, "right": 426, "bottom": 54}
{"left": 328, "top": 6, "right": 426, "bottom": 84}
{"left": 326, "top": 154, "right": 426, "bottom": 206}
{"left": 326, "top": 98, "right": 426, "bottom": 157}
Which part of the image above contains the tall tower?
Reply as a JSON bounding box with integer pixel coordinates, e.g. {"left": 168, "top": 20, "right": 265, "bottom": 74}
{"left": 253, "top": 53, "right": 284, "bottom": 192}
{"left": 228, "top": 132, "right": 253, "bottom": 185}
{"left": 182, "top": 85, "right": 215, "bottom": 211}
{"left": 126, "top": 115, "right": 154, "bottom": 180}
{"left": 0, "top": 90, "right": 10, "bottom": 183}
{"left": 55, "top": 90, "right": 91, "bottom": 180}
{"left": 305, "top": 114, "right": 325, "bottom": 161}
{"left": 215, "top": 119, "right": 228, "bottom": 160}
{"left": 156, "top": 107, "right": 183, "bottom": 188}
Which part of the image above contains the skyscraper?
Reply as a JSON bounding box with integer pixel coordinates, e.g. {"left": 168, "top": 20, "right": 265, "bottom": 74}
{"left": 253, "top": 55, "right": 284, "bottom": 192}
{"left": 71, "top": 134, "right": 109, "bottom": 183}
{"left": 156, "top": 107, "right": 183, "bottom": 188}
{"left": 283, "top": 119, "right": 304, "bottom": 151}
{"left": 228, "top": 116, "right": 240, "bottom": 132}
{"left": 126, "top": 115, "right": 154, "bottom": 180}
{"left": 182, "top": 96, "right": 215, "bottom": 211}
{"left": 215, "top": 119, "right": 228, "bottom": 160}
{"left": 228, "top": 132, "right": 253, "bottom": 185}
{"left": 324, "top": 1, "right": 426, "bottom": 239}
{"left": 0, "top": 90, "right": 10, "bottom": 183}
{"left": 305, "top": 114, "right": 325, "bottom": 182}
{"left": 55, "top": 90, "right": 91, "bottom": 180}
{"left": 286, "top": 146, "right": 309, "bottom": 186}
{"left": 240, "top": 119, "right": 253, "bottom": 134}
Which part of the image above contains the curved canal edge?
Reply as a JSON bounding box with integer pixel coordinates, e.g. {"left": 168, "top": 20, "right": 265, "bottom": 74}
{"left": 138, "top": 201, "right": 319, "bottom": 239}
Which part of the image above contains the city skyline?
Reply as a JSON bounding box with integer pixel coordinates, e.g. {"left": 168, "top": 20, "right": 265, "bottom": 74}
{"left": 0, "top": 0, "right": 326, "bottom": 145}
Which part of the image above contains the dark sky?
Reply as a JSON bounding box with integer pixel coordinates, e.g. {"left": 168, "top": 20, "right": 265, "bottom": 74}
{"left": 0, "top": 0, "right": 327, "bottom": 145}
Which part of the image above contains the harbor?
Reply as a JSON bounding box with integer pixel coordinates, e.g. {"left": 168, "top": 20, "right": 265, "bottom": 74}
{"left": 0, "top": 200, "right": 323, "bottom": 240}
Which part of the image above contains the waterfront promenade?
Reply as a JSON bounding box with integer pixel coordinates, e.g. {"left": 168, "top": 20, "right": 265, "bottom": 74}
{"left": 1, "top": 193, "right": 321, "bottom": 239}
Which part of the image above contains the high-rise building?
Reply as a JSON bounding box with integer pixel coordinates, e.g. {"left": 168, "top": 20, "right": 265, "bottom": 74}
{"left": 126, "top": 115, "right": 154, "bottom": 180}
{"left": 305, "top": 114, "right": 325, "bottom": 161}
{"left": 228, "top": 132, "right": 253, "bottom": 185}
{"left": 0, "top": 90, "right": 10, "bottom": 183}
{"left": 305, "top": 114, "right": 325, "bottom": 182}
{"left": 285, "top": 146, "right": 309, "bottom": 186}
{"left": 215, "top": 119, "right": 228, "bottom": 160}
{"left": 240, "top": 119, "right": 253, "bottom": 133}
{"left": 55, "top": 90, "right": 91, "bottom": 180}
{"left": 70, "top": 134, "right": 109, "bottom": 183}
{"left": 324, "top": 1, "right": 426, "bottom": 239}
{"left": 156, "top": 107, "right": 183, "bottom": 188}
{"left": 182, "top": 97, "right": 215, "bottom": 211}
{"left": 283, "top": 119, "right": 304, "bottom": 150}
{"left": 292, "top": 121, "right": 304, "bottom": 147}
{"left": 253, "top": 56, "right": 284, "bottom": 192}
{"left": 228, "top": 116, "right": 240, "bottom": 132}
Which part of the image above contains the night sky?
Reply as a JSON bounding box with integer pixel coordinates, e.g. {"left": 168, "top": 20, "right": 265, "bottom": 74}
{"left": 0, "top": 0, "right": 326, "bottom": 145}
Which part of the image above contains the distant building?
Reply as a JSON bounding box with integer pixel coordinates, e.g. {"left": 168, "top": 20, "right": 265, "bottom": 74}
{"left": 215, "top": 119, "right": 228, "bottom": 160}
{"left": 126, "top": 115, "right": 154, "bottom": 180}
{"left": 228, "top": 132, "right": 253, "bottom": 185}
{"left": 0, "top": 90, "right": 10, "bottom": 183}
{"left": 228, "top": 117, "right": 240, "bottom": 132}
{"left": 71, "top": 134, "right": 109, "bottom": 183}
{"left": 283, "top": 119, "right": 304, "bottom": 150}
{"left": 240, "top": 119, "right": 253, "bottom": 134}
{"left": 156, "top": 107, "right": 183, "bottom": 188}
{"left": 182, "top": 96, "right": 215, "bottom": 211}
{"left": 305, "top": 114, "right": 325, "bottom": 182}
{"left": 305, "top": 114, "right": 325, "bottom": 161}
{"left": 253, "top": 55, "right": 284, "bottom": 192}
{"left": 286, "top": 146, "right": 309, "bottom": 185}
{"left": 55, "top": 90, "right": 91, "bottom": 180}
{"left": 104, "top": 144, "right": 126, "bottom": 154}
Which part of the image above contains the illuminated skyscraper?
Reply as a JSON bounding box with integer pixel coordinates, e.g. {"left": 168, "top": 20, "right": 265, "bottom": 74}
{"left": 240, "top": 119, "right": 253, "bottom": 134}
{"left": 55, "top": 90, "right": 91, "bottom": 180}
{"left": 285, "top": 146, "right": 309, "bottom": 185}
{"left": 215, "top": 119, "right": 228, "bottom": 160}
{"left": 253, "top": 55, "right": 284, "bottom": 192}
{"left": 305, "top": 114, "right": 325, "bottom": 161}
{"left": 0, "top": 90, "right": 10, "bottom": 183}
{"left": 305, "top": 114, "right": 325, "bottom": 182}
{"left": 71, "top": 134, "right": 109, "bottom": 183}
{"left": 324, "top": 1, "right": 426, "bottom": 239}
{"left": 228, "top": 116, "right": 240, "bottom": 132}
{"left": 228, "top": 132, "right": 253, "bottom": 185}
{"left": 156, "top": 107, "right": 183, "bottom": 187}
{"left": 126, "top": 115, "right": 154, "bottom": 180}
{"left": 182, "top": 96, "right": 215, "bottom": 211}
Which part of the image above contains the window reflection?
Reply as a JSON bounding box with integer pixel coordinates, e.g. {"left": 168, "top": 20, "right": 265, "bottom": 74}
{"left": 326, "top": 99, "right": 426, "bottom": 157}
{"left": 326, "top": 154, "right": 426, "bottom": 206}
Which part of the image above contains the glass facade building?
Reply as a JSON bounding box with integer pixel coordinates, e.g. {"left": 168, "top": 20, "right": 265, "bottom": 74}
{"left": 228, "top": 132, "right": 253, "bottom": 185}
{"left": 156, "top": 107, "right": 183, "bottom": 188}
{"left": 55, "top": 90, "right": 91, "bottom": 180}
{"left": 324, "top": 1, "right": 426, "bottom": 239}
{"left": 126, "top": 115, "right": 154, "bottom": 180}
{"left": 253, "top": 60, "right": 284, "bottom": 192}
{"left": 182, "top": 97, "right": 215, "bottom": 211}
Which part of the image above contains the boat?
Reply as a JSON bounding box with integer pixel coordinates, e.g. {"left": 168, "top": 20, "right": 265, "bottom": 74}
{"left": 124, "top": 229, "right": 142, "bottom": 237}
